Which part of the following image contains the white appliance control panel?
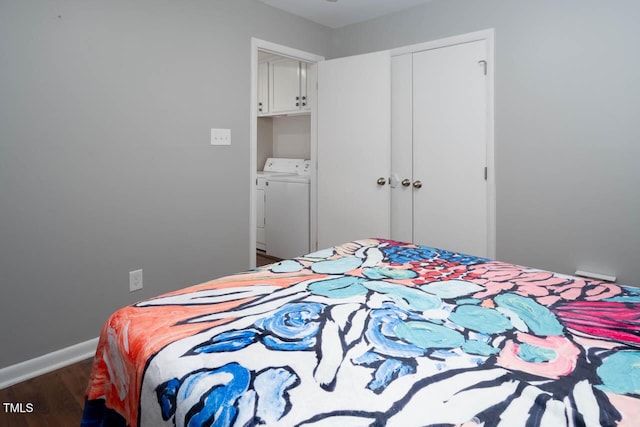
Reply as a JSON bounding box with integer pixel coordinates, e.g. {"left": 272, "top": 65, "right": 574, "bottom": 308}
{"left": 262, "top": 158, "right": 304, "bottom": 174}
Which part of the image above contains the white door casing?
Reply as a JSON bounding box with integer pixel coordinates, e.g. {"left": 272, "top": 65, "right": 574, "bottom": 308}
{"left": 316, "top": 51, "right": 392, "bottom": 249}
{"left": 249, "top": 38, "right": 324, "bottom": 269}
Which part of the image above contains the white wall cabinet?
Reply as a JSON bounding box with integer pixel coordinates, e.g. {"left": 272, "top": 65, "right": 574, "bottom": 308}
{"left": 258, "top": 57, "right": 309, "bottom": 116}
{"left": 257, "top": 61, "right": 269, "bottom": 115}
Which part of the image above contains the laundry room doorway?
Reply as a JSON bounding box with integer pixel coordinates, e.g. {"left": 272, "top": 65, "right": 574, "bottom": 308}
{"left": 249, "top": 39, "right": 324, "bottom": 268}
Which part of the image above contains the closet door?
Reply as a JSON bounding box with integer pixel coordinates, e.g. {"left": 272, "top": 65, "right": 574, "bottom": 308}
{"left": 412, "top": 40, "right": 488, "bottom": 257}
{"left": 317, "top": 51, "right": 391, "bottom": 249}
{"left": 390, "top": 53, "right": 413, "bottom": 243}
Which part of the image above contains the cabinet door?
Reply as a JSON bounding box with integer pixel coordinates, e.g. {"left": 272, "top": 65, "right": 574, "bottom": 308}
{"left": 317, "top": 51, "right": 391, "bottom": 249}
{"left": 300, "top": 62, "right": 309, "bottom": 111}
{"left": 270, "top": 58, "right": 301, "bottom": 114}
{"left": 412, "top": 40, "right": 488, "bottom": 257}
{"left": 257, "top": 61, "right": 269, "bottom": 115}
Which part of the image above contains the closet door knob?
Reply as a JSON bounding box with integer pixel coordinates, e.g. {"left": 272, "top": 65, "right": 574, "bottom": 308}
{"left": 413, "top": 180, "right": 422, "bottom": 189}
{"left": 377, "top": 177, "right": 387, "bottom": 186}
{"left": 401, "top": 179, "right": 411, "bottom": 187}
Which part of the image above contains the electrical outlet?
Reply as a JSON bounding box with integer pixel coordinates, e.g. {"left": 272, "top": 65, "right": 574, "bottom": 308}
{"left": 129, "top": 269, "right": 143, "bottom": 292}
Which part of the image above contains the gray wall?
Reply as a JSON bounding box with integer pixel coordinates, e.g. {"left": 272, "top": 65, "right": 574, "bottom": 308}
{"left": 2, "top": 0, "right": 639, "bottom": 370}
{"left": 330, "top": 0, "right": 640, "bottom": 286}
{"left": 0, "top": 0, "right": 330, "bottom": 368}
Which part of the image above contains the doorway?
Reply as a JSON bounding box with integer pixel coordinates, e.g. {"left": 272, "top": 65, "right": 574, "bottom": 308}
{"left": 249, "top": 39, "right": 324, "bottom": 268}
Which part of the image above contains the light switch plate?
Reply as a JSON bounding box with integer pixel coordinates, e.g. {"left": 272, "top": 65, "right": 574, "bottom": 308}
{"left": 211, "top": 128, "right": 231, "bottom": 145}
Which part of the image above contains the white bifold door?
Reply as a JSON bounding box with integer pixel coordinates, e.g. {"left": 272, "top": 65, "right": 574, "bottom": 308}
{"left": 316, "top": 41, "right": 490, "bottom": 257}
{"left": 392, "top": 39, "right": 490, "bottom": 258}
{"left": 316, "top": 51, "right": 391, "bottom": 249}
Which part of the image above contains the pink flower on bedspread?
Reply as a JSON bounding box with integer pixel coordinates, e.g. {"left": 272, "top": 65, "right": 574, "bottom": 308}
{"left": 466, "top": 261, "right": 622, "bottom": 305}
{"left": 496, "top": 333, "right": 580, "bottom": 379}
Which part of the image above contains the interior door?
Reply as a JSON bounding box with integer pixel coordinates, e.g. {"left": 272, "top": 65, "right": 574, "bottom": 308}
{"left": 390, "top": 53, "right": 413, "bottom": 243}
{"left": 317, "top": 51, "right": 391, "bottom": 249}
{"left": 412, "top": 40, "right": 488, "bottom": 257}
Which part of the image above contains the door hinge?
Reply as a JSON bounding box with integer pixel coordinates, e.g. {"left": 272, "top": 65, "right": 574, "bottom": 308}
{"left": 484, "top": 167, "right": 488, "bottom": 180}
{"left": 478, "top": 60, "right": 487, "bottom": 75}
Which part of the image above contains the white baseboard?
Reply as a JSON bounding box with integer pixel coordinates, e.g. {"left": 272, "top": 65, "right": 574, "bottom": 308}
{"left": 0, "top": 337, "right": 99, "bottom": 390}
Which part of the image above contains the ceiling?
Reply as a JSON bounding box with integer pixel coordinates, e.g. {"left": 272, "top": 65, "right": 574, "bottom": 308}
{"left": 258, "top": 0, "right": 434, "bottom": 29}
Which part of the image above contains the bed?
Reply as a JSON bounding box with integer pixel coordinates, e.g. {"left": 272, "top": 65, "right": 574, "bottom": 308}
{"left": 81, "top": 238, "right": 640, "bottom": 426}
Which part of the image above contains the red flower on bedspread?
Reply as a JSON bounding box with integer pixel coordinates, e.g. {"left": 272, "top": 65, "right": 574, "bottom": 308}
{"left": 465, "top": 261, "right": 622, "bottom": 305}
{"left": 408, "top": 258, "right": 484, "bottom": 285}
{"left": 552, "top": 301, "right": 640, "bottom": 346}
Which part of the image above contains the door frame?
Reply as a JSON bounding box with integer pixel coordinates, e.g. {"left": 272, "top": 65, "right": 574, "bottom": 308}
{"left": 391, "top": 29, "right": 496, "bottom": 259}
{"left": 249, "top": 38, "right": 324, "bottom": 268}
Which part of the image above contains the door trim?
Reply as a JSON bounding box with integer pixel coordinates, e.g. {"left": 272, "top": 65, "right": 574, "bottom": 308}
{"left": 249, "top": 38, "right": 324, "bottom": 268}
{"left": 392, "top": 29, "right": 496, "bottom": 259}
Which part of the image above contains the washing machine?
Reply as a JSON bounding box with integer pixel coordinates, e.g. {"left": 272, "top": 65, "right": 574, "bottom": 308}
{"left": 256, "top": 159, "right": 310, "bottom": 259}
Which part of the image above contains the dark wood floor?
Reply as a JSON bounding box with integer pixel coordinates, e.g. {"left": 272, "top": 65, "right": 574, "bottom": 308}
{"left": 0, "top": 254, "right": 280, "bottom": 426}
{"left": 0, "top": 358, "right": 93, "bottom": 427}
{"left": 257, "top": 251, "right": 281, "bottom": 267}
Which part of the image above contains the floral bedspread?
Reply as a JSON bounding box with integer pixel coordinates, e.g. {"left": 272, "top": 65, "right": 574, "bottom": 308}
{"left": 82, "top": 239, "right": 640, "bottom": 426}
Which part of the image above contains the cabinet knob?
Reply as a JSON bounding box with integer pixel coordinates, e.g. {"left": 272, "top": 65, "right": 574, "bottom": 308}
{"left": 413, "top": 180, "right": 422, "bottom": 189}
{"left": 401, "top": 179, "right": 411, "bottom": 187}
{"left": 377, "top": 177, "right": 387, "bottom": 186}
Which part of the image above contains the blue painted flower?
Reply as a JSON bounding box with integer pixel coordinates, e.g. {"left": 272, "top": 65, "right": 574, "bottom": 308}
{"left": 382, "top": 245, "right": 438, "bottom": 264}
{"left": 449, "top": 305, "right": 513, "bottom": 334}
{"left": 156, "top": 362, "right": 250, "bottom": 426}
{"left": 255, "top": 302, "right": 325, "bottom": 351}
{"left": 365, "top": 304, "right": 464, "bottom": 359}
{"left": 352, "top": 351, "right": 417, "bottom": 394}
{"left": 187, "top": 329, "right": 259, "bottom": 354}
{"left": 364, "top": 304, "right": 428, "bottom": 358}
{"left": 364, "top": 281, "right": 441, "bottom": 311}
{"left": 494, "top": 293, "right": 564, "bottom": 336}
{"left": 596, "top": 351, "right": 640, "bottom": 395}
{"left": 355, "top": 303, "right": 466, "bottom": 392}
{"left": 382, "top": 244, "right": 488, "bottom": 265}
{"left": 308, "top": 276, "right": 368, "bottom": 298}
{"left": 253, "top": 367, "right": 300, "bottom": 424}
{"left": 362, "top": 266, "right": 418, "bottom": 280}
{"left": 435, "top": 248, "right": 489, "bottom": 265}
